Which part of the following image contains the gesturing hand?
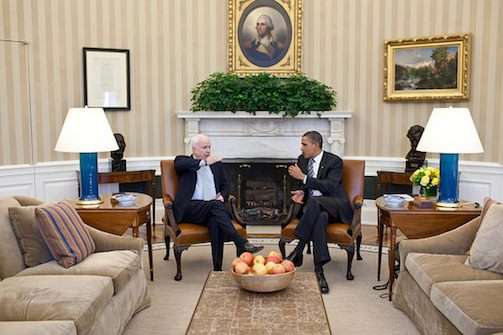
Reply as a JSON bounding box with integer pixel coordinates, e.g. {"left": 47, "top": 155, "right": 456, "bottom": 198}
{"left": 206, "top": 155, "right": 222, "bottom": 165}
{"left": 216, "top": 193, "right": 224, "bottom": 202}
{"left": 291, "top": 190, "right": 304, "bottom": 204}
{"left": 288, "top": 164, "right": 306, "bottom": 181}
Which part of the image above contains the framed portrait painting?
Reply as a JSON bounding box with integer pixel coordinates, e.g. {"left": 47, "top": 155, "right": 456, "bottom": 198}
{"left": 384, "top": 34, "right": 471, "bottom": 101}
{"left": 83, "top": 47, "right": 131, "bottom": 111}
{"left": 228, "top": 0, "right": 302, "bottom": 75}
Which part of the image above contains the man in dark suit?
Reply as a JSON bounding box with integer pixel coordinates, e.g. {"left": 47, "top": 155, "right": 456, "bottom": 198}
{"left": 287, "top": 131, "right": 353, "bottom": 294}
{"left": 174, "top": 134, "right": 263, "bottom": 271}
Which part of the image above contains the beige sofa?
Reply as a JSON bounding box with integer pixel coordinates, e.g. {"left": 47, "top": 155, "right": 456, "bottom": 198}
{"left": 0, "top": 196, "right": 150, "bottom": 335}
{"left": 393, "top": 216, "right": 503, "bottom": 335}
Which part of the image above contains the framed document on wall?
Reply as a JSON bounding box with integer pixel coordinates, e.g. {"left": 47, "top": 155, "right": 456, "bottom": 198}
{"left": 83, "top": 47, "right": 131, "bottom": 111}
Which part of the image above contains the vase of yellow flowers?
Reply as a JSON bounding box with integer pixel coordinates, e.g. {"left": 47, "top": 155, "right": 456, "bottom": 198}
{"left": 410, "top": 166, "right": 440, "bottom": 198}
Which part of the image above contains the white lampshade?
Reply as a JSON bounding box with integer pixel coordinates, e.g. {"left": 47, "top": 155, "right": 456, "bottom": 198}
{"left": 55, "top": 107, "right": 119, "bottom": 153}
{"left": 417, "top": 107, "right": 484, "bottom": 154}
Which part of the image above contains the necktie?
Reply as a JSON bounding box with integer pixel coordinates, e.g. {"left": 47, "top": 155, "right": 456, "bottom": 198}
{"left": 307, "top": 158, "right": 315, "bottom": 178}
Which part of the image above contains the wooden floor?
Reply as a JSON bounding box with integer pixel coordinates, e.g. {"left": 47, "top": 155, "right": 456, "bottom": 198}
{"left": 134, "top": 223, "right": 399, "bottom": 248}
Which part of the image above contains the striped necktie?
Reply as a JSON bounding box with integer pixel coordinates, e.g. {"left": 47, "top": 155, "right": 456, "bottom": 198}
{"left": 307, "top": 158, "right": 315, "bottom": 178}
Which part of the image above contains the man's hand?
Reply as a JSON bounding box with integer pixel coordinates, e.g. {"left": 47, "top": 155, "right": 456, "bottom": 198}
{"left": 206, "top": 155, "right": 222, "bottom": 165}
{"left": 291, "top": 190, "right": 304, "bottom": 204}
{"left": 216, "top": 193, "right": 224, "bottom": 202}
{"left": 288, "top": 164, "right": 305, "bottom": 181}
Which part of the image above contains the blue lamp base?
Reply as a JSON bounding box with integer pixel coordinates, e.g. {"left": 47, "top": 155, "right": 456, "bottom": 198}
{"left": 77, "top": 152, "right": 103, "bottom": 205}
{"left": 438, "top": 153, "right": 460, "bottom": 208}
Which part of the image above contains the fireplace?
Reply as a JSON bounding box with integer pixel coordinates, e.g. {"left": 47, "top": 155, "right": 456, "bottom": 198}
{"left": 225, "top": 159, "right": 296, "bottom": 225}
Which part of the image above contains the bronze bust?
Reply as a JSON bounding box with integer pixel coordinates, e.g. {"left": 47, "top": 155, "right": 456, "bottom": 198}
{"left": 111, "top": 133, "right": 127, "bottom": 171}
{"left": 405, "top": 125, "right": 426, "bottom": 172}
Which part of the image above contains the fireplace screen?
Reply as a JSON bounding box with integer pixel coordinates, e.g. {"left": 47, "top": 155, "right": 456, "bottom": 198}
{"left": 225, "top": 159, "right": 297, "bottom": 225}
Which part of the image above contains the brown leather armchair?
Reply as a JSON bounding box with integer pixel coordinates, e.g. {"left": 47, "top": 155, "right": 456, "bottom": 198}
{"left": 160, "top": 159, "right": 247, "bottom": 281}
{"left": 278, "top": 159, "right": 365, "bottom": 280}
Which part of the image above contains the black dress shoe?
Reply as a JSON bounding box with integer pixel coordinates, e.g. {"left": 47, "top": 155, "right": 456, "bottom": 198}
{"left": 286, "top": 249, "right": 304, "bottom": 267}
{"left": 315, "top": 270, "right": 330, "bottom": 294}
{"left": 241, "top": 242, "right": 264, "bottom": 254}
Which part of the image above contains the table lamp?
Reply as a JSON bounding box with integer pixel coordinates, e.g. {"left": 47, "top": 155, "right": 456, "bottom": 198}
{"left": 55, "top": 107, "right": 119, "bottom": 205}
{"left": 417, "top": 107, "right": 483, "bottom": 207}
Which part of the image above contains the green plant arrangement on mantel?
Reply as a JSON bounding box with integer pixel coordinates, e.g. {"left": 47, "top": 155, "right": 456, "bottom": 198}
{"left": 191, "top": 72, "right": 336, "bottom": 117}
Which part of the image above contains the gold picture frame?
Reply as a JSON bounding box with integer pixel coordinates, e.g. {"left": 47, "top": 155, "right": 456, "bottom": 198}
{"left": 228, "top": 0, "right": 302, "bottom": 76}
{"left": 384, "top": 34, "right": 471, "bottom": 102}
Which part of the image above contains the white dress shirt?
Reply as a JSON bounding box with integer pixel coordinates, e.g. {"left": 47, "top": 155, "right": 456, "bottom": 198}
{"left": 192, "top": 160, "right": 217, "bottom": 201}
{"left": 303, "top": 151, "right": 324, "bottom": 197}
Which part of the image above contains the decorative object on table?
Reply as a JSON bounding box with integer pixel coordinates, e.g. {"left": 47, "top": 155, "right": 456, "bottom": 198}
{"left": 228, "top": 0, "right": 303, "bottom": 75}
{"left": 384, "top": 34, "right": 471, "bottom": 101}
{"left": 191, "top": 72, "right": 336, "bottom": 117}
{"left": 413, "top": 196, "right": 435, "bottom": 209}
{"left": 111, "top": 193, "right": 136, "bottom": 207}
{"left": 55, "top": 107, "right": 119, "bottom": 205}
{"left": 405, "top": 125, "right": 426, "bottom": 172}
{"left": 83, "top": 47, "right": 131, "bottom": 111}
{"left": 409, "top": 166, "right": 440, "bottom": 198}
{"left": 417, "top": 107, "right": 484, "bottom": 207}
{"left": 231, "top": 251, "right": 296, "bottom": 292}
{"left": 383, "top": 194, "right": 413, "bottom": 208}
{"left": 110, "top": 133, "right": 127, "bottom": 171}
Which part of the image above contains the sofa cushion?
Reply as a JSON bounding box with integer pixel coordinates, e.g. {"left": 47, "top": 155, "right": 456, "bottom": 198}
{"left": 405, "top": 253, "right": 503, "bottom": 296}
{"left": 0, "top": 197, "right": 25, "bottom": 278}
{"left": 0, "top": 275, "right": 112, "bottom": 335}
{"left": 466, "top": 202, "right": 503, "bottom": 273}
{"left": 0, "top": 321, "right": 77, "bottom": 335}
{"left": 36, "top": 202, "right": 95, "bottom": 268}
{"left": 9, "top": 206, "right": 53, "bottom": 267}
{"left": 431, "top": 280, "right": 503, "bottom": 335}
{"left": 16, "top": 250, "right": 140, "bottom": 294}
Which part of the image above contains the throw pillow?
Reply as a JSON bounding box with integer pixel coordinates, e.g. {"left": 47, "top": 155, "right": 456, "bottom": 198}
{"left": 466, "top": 201, "right": 503, "bottom": 273}
{"left": 9, "top": 206, "right": 53, "bottom": 267}
{"left": 35, "top": 202, "right": 96, "bottom": 268}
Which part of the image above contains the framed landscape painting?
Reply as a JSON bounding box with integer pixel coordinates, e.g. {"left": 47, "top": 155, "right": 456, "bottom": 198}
{"left": 228, "top": 0, "right": 303, "bottom": 75}
{"left": 384, "top": 34, "right": 471, "bottom": 101}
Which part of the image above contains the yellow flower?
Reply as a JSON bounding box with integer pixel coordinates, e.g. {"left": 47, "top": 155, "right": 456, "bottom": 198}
{"left": 420, "top": 175, "right": 430, "bottom": 186}
{"left": 425, "top": 169, "right": 431, "bottom": 176}
{"left": 432, "top": 177, "right": 439, "bottom": 186}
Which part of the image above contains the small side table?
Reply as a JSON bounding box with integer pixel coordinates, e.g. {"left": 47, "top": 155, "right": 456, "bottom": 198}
{"left": 375, "top": 196, "right": 481, "bottom": 300}
{"left": 71, "top": 192, "right": 154, "bottom": 281}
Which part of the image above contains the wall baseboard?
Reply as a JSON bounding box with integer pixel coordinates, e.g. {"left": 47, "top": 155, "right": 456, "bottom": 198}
{"left": 2, "top": 156, "right": 502, "bottom": 225}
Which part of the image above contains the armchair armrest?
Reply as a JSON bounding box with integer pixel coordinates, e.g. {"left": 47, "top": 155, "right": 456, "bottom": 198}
{"left": 86, "top": 225, "right": 144, "bottom": 258}
{"left": 399, "top": 216, "right": 481, "bottom": 268}
{"left": 162, "top": 194, "right": 179, "bottom": 239}
{"left": 352, "top": 195, "right": 364, "bottom": 209}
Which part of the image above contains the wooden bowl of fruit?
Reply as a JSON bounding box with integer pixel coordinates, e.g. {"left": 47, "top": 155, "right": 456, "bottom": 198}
{"left": 231, "top": 251, "right": 296, "bottom": 293}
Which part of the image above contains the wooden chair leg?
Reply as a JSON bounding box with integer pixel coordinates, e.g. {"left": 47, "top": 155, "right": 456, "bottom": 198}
{"left": 342, "top": 244, "right": 355, "bottom": 280}
{"left": 356, "top": 233, "right": 363, "bottom": 260}
{"left": 279, "top": 238, "right": 287, "bottom": 259}
{"left": 306, "top": 241, "right": 312, "bottom": 254}
{"left": 174, "top": 246, "right": 188, "bottom": 281}
{"left": 164, "top": 235, "right": 171, "bottom": 261}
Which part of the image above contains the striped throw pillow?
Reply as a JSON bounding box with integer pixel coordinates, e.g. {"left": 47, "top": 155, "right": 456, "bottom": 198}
{"left": 35, "top": 202, "right": 95, "bottom": 268}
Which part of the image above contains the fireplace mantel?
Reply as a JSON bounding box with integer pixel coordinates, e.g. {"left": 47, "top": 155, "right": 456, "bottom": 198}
{"left": 177, "top": 111, "right": 352, "bottom": 159}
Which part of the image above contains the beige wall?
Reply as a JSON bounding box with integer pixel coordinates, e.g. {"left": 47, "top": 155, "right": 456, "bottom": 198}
{"left": 1, "top": 0, "right": 502, "bottom": 166}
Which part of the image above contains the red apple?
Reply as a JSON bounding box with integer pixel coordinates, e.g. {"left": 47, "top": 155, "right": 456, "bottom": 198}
{"left": 281, "top": 260, "right": 295, "bottom": 272}
{"left": 240, "top": 252, "right": 254, "bottom": 266}
{"left": 231, "top": 257, "right": 241, "bottom": 268}
{"left": 272, "top": 263, "right": 286, "bottom": 274}
{"left": 234, "top": 261, "right": 249, "bottom": 274}
{"left": 267, "top": 251, "right": 281, "bottom": 258}
{"left": 265, "top": 255, "right": 282, "bottom": 264}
